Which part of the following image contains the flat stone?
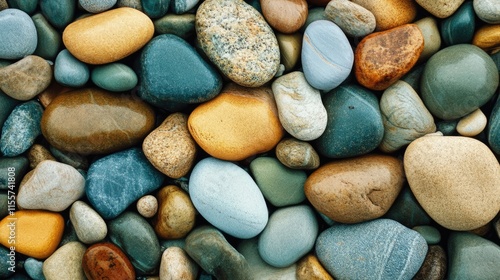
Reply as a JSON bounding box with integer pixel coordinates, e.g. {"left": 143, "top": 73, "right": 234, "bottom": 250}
{"left": 136, "top": 195, "right": 158, "bottom": 218}
{"left": 41, "top": 88, "right": 155, "bottom": 155}
{"left": 154, "top": 13, "right": 195, "bottom": 39}
{"left": 420, "top": 44, "right": 499, "bottom": 120}
{"left": 352, "top": 0, "right": 417, "bottom": 31}
{"left": 325, "top": 0, "right": 376, "bottom": 37}
{"left": 138, "top": 34, "right": 222, "bottom": 107}
{"left": 40, "top": 0, "right": 75, "bottom": 29}
{"left": 79, "top": 0, "right": 117, "bottom": 13}
{"left": 379, "top": 80, "right": 436, "bottom": 152}
{"left": 0, "top": 55, "right": 52, "bottom": 101}
{"left": 413, "top": 245, "right": 447, "bottom": 280}
{"left": 91, "top": 62, "right": 137, "bottom": 92}
{"left": 416, "top": 0, "right": 465, "bottom": 18}
{"left": 383, "top": 186, "right": 433, "bottom": 228}
{"left": 296, "top": 254, "right": 333, "bottom": 280}
{"left": 109, "top": 211, "right": 161, "bottom": 275}
{"left": 18, "top": 160, "right": 85, "bottom": 211}
{"left": 196, "top": 0, "right": 280, "bottom": 87}
{"left": 305, "top": 154, "right": 405, "bottom": 223}
{"left": 159, "top": 247, "right": 198, "bottom": 280}
{"left": 414, "top": 17, "right": 442, "bottom": 62}
{"left": 142, "top": 0, "right": 170, "bottom": 18}
{"left": 413, "top": 226, "right": 441, "bottom": 245}
{"left": 171, "top": 0, "right": 199, "bottom": 14}
{"left": 441, "top": 1, "right": 475, "bottom": 46}
{"left": 0, "top": 210, "right": 64, "bottom": 259}
{"left": 143, "top": 113, "right": 197, "bottom": 179}
{"left": 316, "top": 219, "right": 428, "bottom": 279}
{"left": 62, "top": 7, "right": 154, "bottom": 64}
{"left": 185, "top": 226, "right": 250, "bottom": 280}
{"left": 82, "top": 242, "right": 136, "bottom": 280}
{"left": 474, "top": 0, "right": 500, "bottom": 24}
{"left": 456, "top": 108, "right": 487, "bottom": 136}
{"left": 0, "top": 156, "right": 28, "bottom": 190}
{"left": 70, "top": 201, "right": 107, "bottom": 244}
{"left": 249, "top": 156, "right": 306, "bottom": 207}
{"left": 0, "top": 100, "right": 43, "bottom": 157}
{"left": 355, "top": 24, "right": 424, "bottom": 90}
{"left": 54, "top": 49, "right": 90, "bottom": 87}
{"left": 314, "top": 84, "right": 384, "bottom": 158}
{"left": 188, "top": 84, "right": 284, "bottom": 161}
{"left": 261, "top": 0, "right": 308, "bottom": 34}
{"left": 275, "top": 138, "right": 320, "bottom": 170}
{"left": 43, "top": 242, "right": 86, "bottom": 280}
{"left": 86, "top": 147, "right": 165, "bottom": 219}
{"left": 404, "top": 136, "right": 500, "bottom": 230}
{"left": 472, "top": 24, "right": 500, "bottom": 52}
{"left": 153, "top": 185, "right": 196, "bottom": 239}
{"left": 276, "top": 32, "right": 302, "bottom": 72}
{"left": 301, "top": 20, "right": 353, "bottom": 91}
{"left": 24, "top": 258, "right": 45, "bottom": 280}
{"left": 258, "top": 205, "right": 318, "bottom": 267}
{"left": 189, "top": 157, "right": 268, "bottom": 239}
{"left": 0, "top": 9, "right": 37, "bottom": 59}
{"left": 272, "top": 71, "right": 327, "bottom": 141}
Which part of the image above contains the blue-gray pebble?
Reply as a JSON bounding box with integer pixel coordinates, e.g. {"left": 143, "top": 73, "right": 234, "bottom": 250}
{"left": 85, "top": 147, "right": 165, "bottom": 219}
{"left": 6, "top": 0, "right": 38, "bottom": 14}
{"left": 40, "top": 0, "right": 75, "bottom": 29}
{"left": 54, "top": 49, "right": 90, "bottom": 87}
{"left": 0, "top": 9, "right": 37, "bottom": 60}
{"left": 316, "top": 219, "right": 428, "bottom": 279}
{"left": 383, "top": 187, "right": 432, "bottom": 228}
{"left": 142, "top": 0, "right": 170, "bottom": 18}
{"left": 0, "top": 101, "right": 43, "bottom": 157}
{"left": 488, "top": 95, "right": 500, "bottom": 155}
{"left": 0, "top": 246, "right": 14, "bottom": 278}
{"left": 79, "top": 0, "right": 117, "bottom": 13}
{"left": 0, "top": 90, "right": 19, "bottom": 130}
{"left": 172, "top": 0, "right": 199, "bottom": 14}
{"left": 91, "top": 63, "right": 138, "bottom": 92}
{"left": 440, "top": 1, "right": 475, "bottom": 46}
{"left": 24, "top": 258, "right": 45, "bottom": 280}
{"left": 32, "top": 13, "right": 62, "bottom": 61}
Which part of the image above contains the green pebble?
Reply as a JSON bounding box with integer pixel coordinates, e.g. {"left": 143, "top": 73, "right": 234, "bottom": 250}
{"left": 91, "top": 63, "right": 138, "bottom": 92}
{"left": 32, "top": 13, "right": 62, "bottom": 61}
{"left": 154, "top": 13, "right": 196, "bottom": 40}
{"left": 7, "top": 0, "right": 38, "bottom": 15}
{"left": 413, "top": 225, "right": 441, "bottom": 245}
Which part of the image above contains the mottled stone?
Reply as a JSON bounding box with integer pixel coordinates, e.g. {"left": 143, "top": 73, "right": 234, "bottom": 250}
{"left": 142, "top": 0, "right": 170, "bottom": 18}
{"left": 276, "top": 32, "right": 302, "bottom": 72}
{"left": 275, "top": 138, "right": 320, "bottom": 169}
{"left": 456, "top": 108, "right": 487, "bottom": 136}
{"left": 185, "top": 226, "right": 250, "bottom": 280}
{"left": 43, "top": 242, "right": 86, "bottom": 280}
{"left": 305, "top": 154, "right": 405, "bottom": 223}
{"left": 272, "top": 71, "right": 327, "bottom": 141}
{"left": 405, "top": 136, "right": 500, "bottom": 230}
{"left": 196, "top": 0, "right": 280, "bottom": 87}
{"left": 117, "top": 0, "right": 143, "bottom": 10}
{"left": 415, "top": 17, "right": 442, "bottom": 62}
{"left": 137, "top": 195, "right": 158, "bottom": 218}
{"left": 325, "top": 0, "right": 375, "bottom": 37}
{"left": 91, "top": 62, "right": 138, "bottom": 92}
{"left": 54, "top": 49, "right": 90, "bottom": 87}
{"left": 441, "top": 1, "right": 475, "bottom": 46}
{"left": 296, "top": 254, "right": 333, "bottom": 280}
{"left": 0, "top": 8, "right": 37, "bottom": 60}
{"left": 474, "top": 0, "right": 500, "bottom": 24}
{"left": 79, "top": 0, "right": 117, "bottom": 13}
{"left": 70, "top": 201, "right": 107, "bottom": 244}
{"left": 171, "top": 0, "right": 199, "bottom": 14}
{"left": 143, "top": 113, "right": 197, "bottom": 178}
{"left": 159, "top": 247, "right": 198, "bottom": 280}
{"left": 41, "top": 88, "right": 155, "bottom": 155}
{"left": 352, "top": 0, "right": 417, "bottom": 31}
{"left": 0, "top": 156, "right": 28, "bottom": 189}
{"left": 384, "top": 187, "right": 432, "bottom": 228}
{"left": 63, "top": 7, "right": 154, "bottom": 64}
{"left": 472, "top": 24, "right": 500, "bottom": 52}
{"left": 488, "top": 96, "right": 500, "bottom": 154}
{"left": 261, "top": 0, "right": 308, "bottom": 34}
{"left": 416, "top": 0, "right": 465, "bottom": 18}
{"left": 355, "top": 24, "right": 424, "bottom": 90}
{"left": 413, "top": 245, "right": 447, "bottom": 280}
{"left": 379, "top": 80, "right": 436, "bottom": 152}
{"left": 32, "top": 13, "right": 62, "bottom": 61}
{"left": 82, "top": 242, "right": 136, "bottom": 280}
{"left": 0, "top": 55, "right": 52, "bottom": 101}
{"left": 188, "top": 84, "right": 284, "bottom": 161}
{"left": 154, "top": 13, "right": 195, "bottom": 39}
{"left": 28, "top": 144, "right": 56, "bottom": 169}
{"left": 40, "top": 0, "right": 75, "bottom": 29}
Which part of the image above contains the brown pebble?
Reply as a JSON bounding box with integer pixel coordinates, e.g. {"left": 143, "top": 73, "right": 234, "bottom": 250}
{"left": 275, "top": 138, "right": 320, "bottom": 170}
{"left": 82, "top": 242, "right": 136, "bottom": 280}
{"left": 296, "top": 254, "right": 333, "bottom": 280}
{"left": 352, "top": 0, "right": 417, "bottom": 31}
{"left": 154, "top": 185, "right": 196, "bottom": 239}
{"left": 413, "top": 245, "right": 447, "bottom": 280}
{"left": 0, "top": 0, "right": 8, "bottom": 10}
{"left": 28, "top": 144, "right": 56, "bottom": 169}
{"left": 159, "top": 247, "right": 199, "bottom": 280}
{"left": 261, "top": 0, "right": 308, "bottom": 34}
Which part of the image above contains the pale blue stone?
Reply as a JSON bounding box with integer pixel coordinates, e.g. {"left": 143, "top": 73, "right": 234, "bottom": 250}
{"left": 91, "top": 63, "right": 138, "bottom": 92}
{"left": 0, "top": 9, "right": 37, "bottom": 60}
{"left": 54, "top": 49, "right": 90, "bottom": 87}
{"left": 172, "top": 0, "right": 199, "bottom": 14}
{"left": 79, "top": 0, "right": 117, "bottom": 13}
{"left": 302, "top": 20, "right": 353, "bottom": 92}
{"left": 24, "top": 258, "right": 45, "bottom": 280}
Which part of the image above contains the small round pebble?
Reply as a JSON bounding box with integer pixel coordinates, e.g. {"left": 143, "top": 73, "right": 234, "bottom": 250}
{"left": 275, "top": 138, "right": 320, "bottom": 170}
{"left": 91, "top": 62, "right": 138, "bottom": 92}
{"left": 296, "top": 254, "right": 334, "bottom": 280}
{"left": 325, "top": 0, "right": 376, "bottom": 37}
{"left": 260, "top": 0, "right": 308, "bottom": 34}
{"left": 159, "top": 247, "right": 198, "bottom": 280}
{"left": 54, "top": 49, "right": 90, "bottom": 87}
{"left": 456, "top": 108, "right": 487, "bottom": 136}
{"left": 24, "top": 258, "right": 45, "bottom": 280}
{"left": 82, "top": 242, "right": 136, "bottom": 280}
{"left": 137, "top": 195, "right": 158, "bottom": 218}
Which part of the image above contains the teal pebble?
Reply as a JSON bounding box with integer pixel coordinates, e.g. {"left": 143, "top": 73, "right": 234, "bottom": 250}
{"left": 32, "top": 13, "right": 62, "bottom": 61}
{"left": 0, "top": 156, "right": 29, "bottom": 190}
{"left": 24, "top": 258, "right": 45, "bottom": 280}
{"left": 154, "top": 14, "right": 195, "bottom": 40}
{"left": 49, "top": 145, "right": 89, "bottom": 170}
{"left": 40, "top": 0, "right": 75, "bottom": 29}
{"left": 0, "top": 193, "right": 7, "bottom": 219}
{"left": 142, "top": 0, "right": 170, "bottom": 18}
{"left": 384, "top": 187, "right": 432, "bottom": 228}
{"left": 413, "top": 225, "right": 441, "bottom": 245}
{"left": 54, "top": 49, "right": 90, "bottom": 87}
{"left": 91, "top": 63, "right": 138, "bottom": 92}
{"left": 487, "top": 95, "right": 500, "bottom": 154}
{"left": 440, "top": 1, "right": 475, "bottom": 46}
{"left": 6, "top": 0, "right": 38, "bottom": 14}
{"left": 0, "top": 90, "right": 20, "bottom": 130}
{"left": 436, "top": 120, "right": 458, "bottom": 135}
{"left": 401, "top": 63, "right": 425, "bottom": 92}
{"left": 0, "top": 9, "right": 38, "bottom": 60}
{"left": 0, "top": 246, "right": 14, "bottom": 278}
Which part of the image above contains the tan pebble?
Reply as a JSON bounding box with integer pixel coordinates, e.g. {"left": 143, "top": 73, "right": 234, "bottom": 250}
{"left": 159, "top": 247, "right": 199, "bottom": 280}
{"left": 261, "top": 0, "right": 308, "bottom": 34}
{"left": 352, "top": 0, "right": 417, "bottom": 31}
{"left": 325, "top": 0, "right": 376, "bottom": 37}
{"left": 0, "top": 0, "right": 8, "bottom": 10}
{"left": 28, "top": 144, "right": 56, "bottom": 169}
{"left": 456, "top": 109, "right": 487, "bottom": 137}
{"left": 296, "top": 254, "right": 333, "bottom": 280}
{"left": 472, "top": 24, "right": 500, "bottom": 53}
{"left": 276, "top": 32, "right": 302, "bottom": 72}
{"left": 136, "top": 195, "right": 158, "bottom": 218}
{"left": 415, "top": 0, "right": 465, "bottom": 18}
{"left": 414, "top": 17, "right": 442, "bottom": 62}
{"left": 43, "top": 242, "right": 87, "bottom": 280}
{"left": 275, "top": 138, "right": 320, "bottom": 169}
{"left": 154, "top": 185, "right": 196, "bottom": 239}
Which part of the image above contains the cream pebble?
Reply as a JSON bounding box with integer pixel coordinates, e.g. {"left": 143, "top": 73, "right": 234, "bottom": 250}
{"left": 457, "top": 109, "right": 487, "bottom": 137}
{"left": 137, "top": 195, "right": 158, "bottom": 218}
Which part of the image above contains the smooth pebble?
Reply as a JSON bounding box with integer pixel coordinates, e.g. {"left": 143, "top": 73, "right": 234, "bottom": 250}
{"left": 137, "top": 195, "right": 158, "bottom": 218}
{"left": 456, "top": 108, "right": 487, "bottom": 136}
{"left": 0, "top": 9, "right": 37, "bottom": 60}
{"left": 54, "top": 49, "right": 90, "bottom": 87}
{"left": 275, "top": 138, "right": 320, "bottom": 170}
{"left": 324, "top": 0, "right": 376, "bottom": 37}
{"left": 69, "top": 201, "right": 107, "bottom": 244}
{"left": 42, "top": 242, "right": 86, "bottom": 280}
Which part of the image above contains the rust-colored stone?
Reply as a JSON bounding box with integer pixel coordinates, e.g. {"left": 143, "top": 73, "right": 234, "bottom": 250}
{"left": 82, "top": 242, "right": 136, "bottom": 280}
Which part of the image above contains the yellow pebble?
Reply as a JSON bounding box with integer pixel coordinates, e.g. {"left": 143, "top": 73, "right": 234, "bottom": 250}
{"left": 473, "top": 24, "right": 500, "bottom": 53}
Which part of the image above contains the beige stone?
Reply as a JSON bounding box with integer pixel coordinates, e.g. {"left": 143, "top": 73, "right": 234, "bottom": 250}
{"left": 70, "top": 201, "right": 107, "bottom": 244}
{"left": 415, "top": 17, "right": 442, "bottom": 62}
{"left": 456, "top": 109, "right": 487, "bottom": 137}
{"left": 261, "top": 0, "right": 308, "bottom": 34}
{"left": 325, "top": 0, "right": 376, "bottom": 37}
{"left": 43, "top": 242, "right": 87, "bottom": 280}
{"left": 296, "top": 254, "right": 333, "bottom": 280}
{"left": 275, "top": 138, "right": 320, "bottom": 169}
{"left": 352, "top": 0, "right": 417, "bottom": 31}
{"left": 28, "top": 144, "right": 56, "bottom": 169}
{"left": 136, "top": 195, "right": 158, "bottom": 218}
{"left": 154, "top": 185, "right": 196, "bottom": 239}
{"left": 416, "top": 0, "right": 465, "bottom": 18}
{"left": 276, "top": 32, "right": 302, "bottom": 72}
{"left": 159, "top": 247, "right": 198, "bottom": 280}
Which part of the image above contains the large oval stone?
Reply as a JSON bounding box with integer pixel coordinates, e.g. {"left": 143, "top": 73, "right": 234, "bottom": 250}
{"left": 41, "top": 88, "right": 155, "bottom": 155}
{"left": 0, "top": 9, "right": 37, "bottom": 60}
{"left": 196, "top": 0, "right": 280, "bottom": 87}
{"left": 404, "top": 136, "right": 500, "bottom": 230}
{"left": 62, "top": 7, "right": 154, "bottom": 64}
{"left": 305, "top": 154, "right": 405, "bottom": 223}
{"left": 420, "top": 44, "right": 499, "bottom": 120}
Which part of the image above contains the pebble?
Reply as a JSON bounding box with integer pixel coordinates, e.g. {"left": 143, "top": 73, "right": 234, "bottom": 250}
{"left": 297, "top": 254, "right": 334, "bottom": 279}
{"left": 258, "top": 205, "right": 318, "bottom": 268}
{"left": 301, "top": 20, "right": 353, "bottom": 91}
{"left": 260, "top": 0, "right": 308, "bottom": 34}
{"left": 54, "top": 49, "right": 90, "bottom": 87}
{"left": 154, "top": 13, "right": 196, "bottom": 39}
{"left": 383, "top": 186, "right": 432, "bottom": 228}
{"left": 420, "top": 44, "right": 499, "bottom": 120}
{"left": 302, "top": 7, "right": 327, "bottom": 30}
{"left": 32, "top": 13, "right": 62, "bottom": 61}
{"left": 196, "top": 0, "right": 280, "bottom": 87}
{"left": 42, "top": 242, "right": 86, "bottom": 280}
{"left": 413, "top": 226, "right": 441, "bottom": 245}
{"left": 17, "top": 160, "right": 85, "bottom": 211}
{"left": 414, "top": 17, "right": 442, "bottom": 62}
{"left": 0, "top": 100, "right": 43, "bottom": 157}
{"left": 413, "top": 245, "right": 447, "bottom": 280}
{"left": 448, "top": 231, "right": 500, "bottom": 279}
{"left": 185, "top": 226, "right": 250, "bottom": 279}
{"left": 143, "top": 113, "right": 197, "bottom": 179}
{"left": 109, "top": 211, "right": 161, "bottom": 275}
{"left": 142, "top": 0, "right": 170, "bottom": 18}
{"left": 41, "top": 88, "right": 155, "bottom": 155}
{"left": 69, "top": 201, "right": 107, "bottom": 244}
{"left": 488, "top": 96, "right": 500, "bottom": 154}
{"left": 24, "top": 258, "right": 45, "bottom": 280}
{"left": 0, "top": 210, "right": 64, "bottom": 259}
{"left": 28, "top": 144, "right": 55, "bottom": 169}
{"left": 91, "top": 63, "right": 138, "bottom": 92}
{"left": 352, "top": 0, "right": 417, "bottom": 31}
{"left": 86, "top": 147, "right": 165, "bottom": 219}
{"left": 249, "top": 157, "right": 306, "bottom": 207}
{"left": 0, "top": 156, "right": 28, "bottom": 190}
{"left": 39, "top": 0, "right": 75, "bottom": 29}
{"left": 189, "top": 157, "right": 268, "bottom": 239}
{"left": 7, "top": 0, "right": 38, "bottom": 14}
{"left": 117, "top": 0, "right": 143, "bottom": 10}
{"left": 62, "top": 7, "right": 154, "bottom": 64}
{"left": 0, "top": 9, "right": 37, "bottom": 60}
{"left": 416, "top": 0, "right": 466, "bottom": 18}
{"left": 188, "top": 84, "right": 284, "bottom": 161}
{"left": 316, "top": 219, "right": 427, "bottom": 279}
{"left": 172, "top": 0, "right": 199, "bottom": 14}
{"left": 275, "top": 138, "right": 320, "bottom": 170}
{"left": 0, "top": 243, "right": 14, "bottom": 278}
{"left": 159, "top": 247, "right": 199, "bottom": 280}
{"left": 324, "top": 0, "right": 376, "bottom": 37}
{"left": 472, "top": 24, "right": 500, "bottom": 52}
{"left": 379, "top": 80, "right": 436, "bottom": 152}
{"left": 272, "top": 71, "right": 327, "bottom": 141}
{"left": 138, "top": 34, "right": 222, "bottom": 107}
{"left": 79, "top": 0, "right": 117, "bottom": 13}
{"left": 355, "top": 24, "right": 424, "bottom": 90}
{"left": 153, "top": 185, "right": 196, "bottom": 239}
{"left": 137, "top": 195, "right": 158, "bottom": 218}
{"left": 305, "top": 154, "right": 405, "bottom": 223}
{"left": 440, "top": 1, "right": 475, "bottom": 46}
{"left": 49, "top": 146, "right": 89, "bottom": 170}
{"left": 0, "top": 55, "right": 52, "bottom": 101}
{"left": 474, "top": 0, "right": 500, "bottom": 24}
{"left": 404, "top": 136, "right": 500, "bottom": 230}
{"left": 82, "top": 242, "right": 136, "bottom": 280}
{"left": 314, "top": 84, "right": 384, "bottom": 158}
{"left": 0, "top": 91, "right": 19, "bottom": 129}
{"left": 456, "top": 108, "right": 487, "bottom": 136}
{"left": 276, "top": 32, "right": 302, "bottom": 72}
